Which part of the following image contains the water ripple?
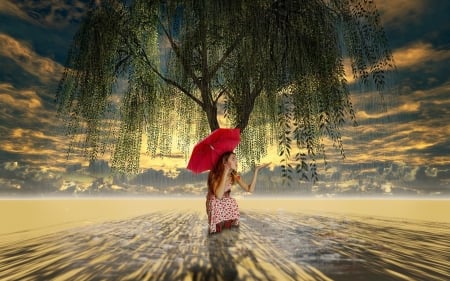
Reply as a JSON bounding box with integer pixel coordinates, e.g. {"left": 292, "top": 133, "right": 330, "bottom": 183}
{"left": 0, "top": 209, "right": 448, "bottom": 280}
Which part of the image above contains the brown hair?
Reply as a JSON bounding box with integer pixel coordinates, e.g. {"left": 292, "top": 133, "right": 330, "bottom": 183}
{"left": 207, "top": 151, "right": 237, "bottom": 194}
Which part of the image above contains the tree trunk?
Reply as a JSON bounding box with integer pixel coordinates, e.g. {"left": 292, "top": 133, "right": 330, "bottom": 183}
{"left": 198, "top": 81, "right": 220, "bottom": 132}
{"left": 236, "top": 94, "right": 257, "bottom": 131}
{"left": 205, "top": 103, "right": 220, "bottom": 132}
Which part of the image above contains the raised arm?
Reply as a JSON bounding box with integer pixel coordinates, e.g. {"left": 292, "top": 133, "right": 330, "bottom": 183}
{"left": 234, "top": 163, "right": 270, "bottom": 193}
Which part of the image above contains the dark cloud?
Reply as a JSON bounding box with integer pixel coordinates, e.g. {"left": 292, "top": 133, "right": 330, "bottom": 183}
{"left": 0, "top": 56, "right": 43, "bottom": 87}
{"left": 8, "top": 0, "right": 90, "bottom": 26}
{"left": 0, "top": 162, "right": 62, "bottom": 195}
{"left": 377, "top": 0, "right": 450, "bottom": 48}
{"left": 0, "top": 158, "right": 448, "bottom": 196}
{"left": 0, "top": 13, "right": 80, "bottom": 64}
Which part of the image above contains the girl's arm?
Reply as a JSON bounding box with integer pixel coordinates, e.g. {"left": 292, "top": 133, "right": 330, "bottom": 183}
{"left": 234, "top": 163, "right": 270, "bottom": 193}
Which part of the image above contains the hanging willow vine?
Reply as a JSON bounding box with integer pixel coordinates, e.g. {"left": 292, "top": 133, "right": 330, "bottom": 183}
{"left": 56, "top": 0, "right": 395, "bottom": 182}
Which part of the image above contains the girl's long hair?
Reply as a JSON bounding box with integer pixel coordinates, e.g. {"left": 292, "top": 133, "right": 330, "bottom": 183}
{"left": 208, "top": 151, "right": 237, "bottom": 194}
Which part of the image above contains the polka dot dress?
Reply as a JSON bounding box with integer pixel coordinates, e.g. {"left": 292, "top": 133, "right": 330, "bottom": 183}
{"left": 206, "top": 184, "right": 240, "bottom": 233}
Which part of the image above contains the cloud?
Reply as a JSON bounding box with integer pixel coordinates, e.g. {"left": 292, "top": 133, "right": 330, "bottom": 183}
{"left": 392, "top": 42, "right": 450, "bottom": 70}
{"left": 0, "top": 0, "right": 89, "bottom": 28}
{"left": 0, "top": 83, "right": 87, "bottom": 169}
{"left": 0, "top": 1, "right": 30, "bottom": 21}
{"left": 0, "top": 126, "right": 80, "bottom": 169}
{"left": 318, "top": 75, "right": 448, "bottom": 176}
{"left": 375, "top": 0, "right": 426, "bottom": 26}
{"left": 0, "top": 83, "right": 42, "bottom": 115}
{"left": 0, "top": 83, "right": 61, "bottom": 131}
{"left": 0, "top": 33, "right": 63, "bottom": 84}
{"left": 0, "top": 159, "right": 447, "bottom": 196}
{"left": 0, "top": 161, "right": 63, "bottom": 194}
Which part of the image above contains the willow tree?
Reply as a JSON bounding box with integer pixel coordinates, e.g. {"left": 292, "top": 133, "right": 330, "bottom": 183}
{"left": 56, "top": 0, "right": 394, "bottom": 181}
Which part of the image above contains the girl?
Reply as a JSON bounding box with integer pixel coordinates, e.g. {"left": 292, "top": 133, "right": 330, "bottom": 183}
{"left": 206, "top": 151, "right": 269, "bottom": 234}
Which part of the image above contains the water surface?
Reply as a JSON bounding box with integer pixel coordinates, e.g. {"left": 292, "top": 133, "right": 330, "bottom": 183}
{"left": 1, "top": 197, "right": 449, "bottom": 280}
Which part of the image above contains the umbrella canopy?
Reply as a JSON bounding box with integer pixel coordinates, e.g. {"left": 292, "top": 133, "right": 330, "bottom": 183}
{"left": 187, "top": 128, "right": 240, "bottom": 174}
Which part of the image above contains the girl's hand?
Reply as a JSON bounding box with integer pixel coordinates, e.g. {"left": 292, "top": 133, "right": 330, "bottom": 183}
{"left": 255, "top": 163, "right": 271, "bottom": 171}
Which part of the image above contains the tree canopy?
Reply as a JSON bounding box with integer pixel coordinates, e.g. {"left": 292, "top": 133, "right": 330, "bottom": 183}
{"left": 56, "top": 0, "right": 395, "bottom": 181}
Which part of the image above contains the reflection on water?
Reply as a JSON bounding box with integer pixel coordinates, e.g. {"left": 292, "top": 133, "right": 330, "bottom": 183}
{"left": 206, "top": 228, "right": 239, "bottom": 280}
{"left": 0, "top": 209, "right": 449, "bottom": 280}
{"left": 243, "top": 211, "right": 450, "bottom": 281}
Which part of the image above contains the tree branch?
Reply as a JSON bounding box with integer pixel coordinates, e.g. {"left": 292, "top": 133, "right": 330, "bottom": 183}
{"left": 122, "top": 20, "right": 204, "bottom": 107}
{"left": 213, "top": 87, "right": 229, "bottom": 104}
{"left": 208, "top": 33, "right": 243, "bottom": 80}
{"left": 114, "top": 54, "right": 130, "bottom": 74}
{"left": 138, "top": 46, "right": 204, "bottom": 108}
{"left": 157, "top": 17, "right": 202, "bottom": 87}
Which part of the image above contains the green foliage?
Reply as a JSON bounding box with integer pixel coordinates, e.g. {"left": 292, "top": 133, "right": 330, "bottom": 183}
{"left": 56, "top": 0, "right": 395, "bottom": 183}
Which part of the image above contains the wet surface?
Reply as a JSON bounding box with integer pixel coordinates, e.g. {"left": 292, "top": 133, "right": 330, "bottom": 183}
{"left": 1, "top": 210, "right": 449, "bottom": 280}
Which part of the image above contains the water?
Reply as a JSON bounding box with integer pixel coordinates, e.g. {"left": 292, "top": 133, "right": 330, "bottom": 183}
{"left": 0, "top": 198, "right": 449, "bottom": 280}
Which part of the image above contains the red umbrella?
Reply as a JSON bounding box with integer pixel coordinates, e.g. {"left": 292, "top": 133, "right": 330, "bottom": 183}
{"left": 187, "top": 128, "right": 240, "bottom": 174}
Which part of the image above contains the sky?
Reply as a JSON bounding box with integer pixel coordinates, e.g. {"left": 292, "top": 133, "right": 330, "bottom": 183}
{"left": 0, "top": 0, "right": 449, "bottom": 196}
